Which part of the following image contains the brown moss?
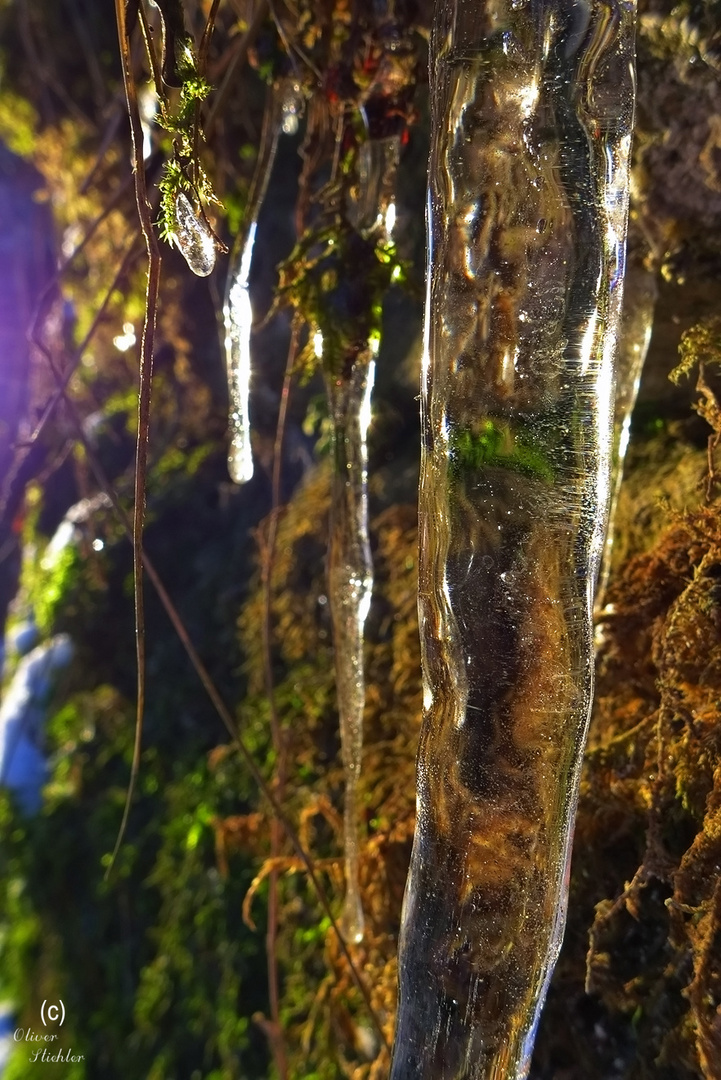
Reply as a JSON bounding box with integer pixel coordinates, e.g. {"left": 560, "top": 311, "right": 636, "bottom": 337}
{"left": 227, "top": 465, "right": 420, "bottom": 1077}
{"left": 535, "top": 505, "right": 721, "bottom": 1080}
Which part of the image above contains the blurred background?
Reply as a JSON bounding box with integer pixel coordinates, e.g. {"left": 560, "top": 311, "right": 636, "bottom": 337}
{"left": 0, "top": 1, "right": 720, "bottom": 1078}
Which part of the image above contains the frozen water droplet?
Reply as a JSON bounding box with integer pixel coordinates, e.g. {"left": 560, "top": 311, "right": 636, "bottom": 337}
{"left": 172, "top": 192, "right": 216, "bottom": 277}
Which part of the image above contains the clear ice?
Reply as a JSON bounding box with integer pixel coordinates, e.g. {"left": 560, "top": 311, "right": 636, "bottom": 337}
{"left": 225, "top": 221, "right": 259, "bottom": 484}
{"left": 172, "top": 191, "right": 216, "bottom": 277}
{"left": 391, "top": 0, "right": 637, "bottom": 1076}
{"left": 346, "top": 135, "right": 400, "bottom": 239}
{"left": 223, "top": 80, "right": 302, "bottom": 484}
{"left": 327, "top": 356, "right": 376, "bottom": 944}
{"left": 327, "top": 127, "right": 400, "bottom": 942}
{"left": 596, "top": 261, "right": 656, "bottom": 609}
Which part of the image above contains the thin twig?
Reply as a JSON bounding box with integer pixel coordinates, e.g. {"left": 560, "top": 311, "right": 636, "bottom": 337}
{"left": 28, "top": 170, "right": 138, "bottom": 367}
{"left": 78, "top": 105, "right": 126, "bottom": 196}
{"left": 182, "top": 0, "right": 222, "bottom": 205}
{"left": 205, "top": 0, "right": 270, "bottom": 134}
{"left": 111, "top": 0, "right": 162, "bottom": 875}
{"left": 269, "top": 0, "right": 322, "bottom": 82}
{"left": 261, "top": 318, "right": 299, "bottom": 1080}
{"left": 0, "top": 239, "right": 141, "bottom": 523}
{"left": 199, "top": 0, "right": 223, "bottom": 68}
{"left": 38, "top": 362, "right": 388, "bottom": 1052}
{"left": 137, "top": 1, "right": 166, "bottom": 102}
{"left": 222, "top": 80, "right": 296, "bottom": 1075}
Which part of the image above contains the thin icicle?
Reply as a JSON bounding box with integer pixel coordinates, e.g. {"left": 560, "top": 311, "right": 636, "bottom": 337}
{"left": 326, "top": 354, "right": 376, "bottom": 944}
{"left": 391, "top": 0, "right": 637, "bottom": 1075}
{"left": 327, "top": 106, "right": 403, "bottom": 941}
{"left": 224, "top": 80, "right": 303, "bottom": 484}
{"left": 225, "top": 222, "right": 259, "bottom": 484}
{"left": 596, "top": 261, "right": 656, "bottom": 611}
{"left": 298, "top": 24, "right": 409, "bottom": 935}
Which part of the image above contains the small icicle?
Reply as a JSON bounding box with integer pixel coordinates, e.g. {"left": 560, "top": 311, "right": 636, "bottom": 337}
{"left": 223, "top": 80, "right": 303, "bottom": 485}
{"left": 224, "top": 222, "right": 258, "bottom": 484}
{"left": 596, "top": 260, "right": 657, "bottom": 613}
{"left": 326, "top": 354, "right": 375, "bottom": 944}
{"left": 346, "top": 135, "right": 401, "bottom": 239}
{"left": 172, "top": 191, "right": 216, "bottom": 277}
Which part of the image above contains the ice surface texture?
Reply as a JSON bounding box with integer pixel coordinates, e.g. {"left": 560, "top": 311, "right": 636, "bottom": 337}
{"left": 391, "top": 0, "right": 637, "bottom": 1077}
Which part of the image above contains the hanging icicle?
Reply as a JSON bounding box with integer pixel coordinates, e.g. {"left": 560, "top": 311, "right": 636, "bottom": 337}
{"left": 391, "top": 0, "right": 637, "bottom": 1075}
{"left": 325, "top": 163, "right": 397, "bottom": 943}
{"left": 326, "top": 349, "right": 376, "bottom": 943}
{"left": 596, "top": 259, "right": 656, "bottom": 610}
{"left": 330, "top": 141, "right": 401, "bottom": 944}
{"left": 321, "top": 12, "right": 413, "bottom": 944}
{"left": 224, "top": 80, "right": 303, "bottom": 484}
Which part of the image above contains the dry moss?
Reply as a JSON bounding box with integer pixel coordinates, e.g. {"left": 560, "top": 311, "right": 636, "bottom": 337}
{"left": 580, "top": 506, "right": 721, "bottom": 1078}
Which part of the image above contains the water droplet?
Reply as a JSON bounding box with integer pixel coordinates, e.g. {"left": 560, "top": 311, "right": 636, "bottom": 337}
{"left": 281, "top": 82, "right": 304, "bottom": 135}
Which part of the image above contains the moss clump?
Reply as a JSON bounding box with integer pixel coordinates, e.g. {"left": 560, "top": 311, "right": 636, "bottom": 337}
{"left": 531, "top": 317, "right": 721, "bottom": 1078}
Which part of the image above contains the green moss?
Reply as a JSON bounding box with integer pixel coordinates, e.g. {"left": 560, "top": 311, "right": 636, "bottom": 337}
{"left": 0, "top": 90, "right": 37, "bottom": 157}
{"left": 20, "top": 511, "right": 83, "bottom": 639}
{"left": 450, "top": 420, "right": 554, "bottom": 482}
{"left": 0, "top": 686, "right": 269, "bottom": 1079}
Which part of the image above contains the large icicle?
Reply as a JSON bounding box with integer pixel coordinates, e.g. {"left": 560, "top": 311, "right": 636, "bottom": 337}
{"left": 224, "top": 80, "right": 302, "bottom": 484}
{"left": 326, "top": 352, "right": 376, "bottom": 944}
{"left": 391, "top": 0, "right": 637, "bottom": 1076}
